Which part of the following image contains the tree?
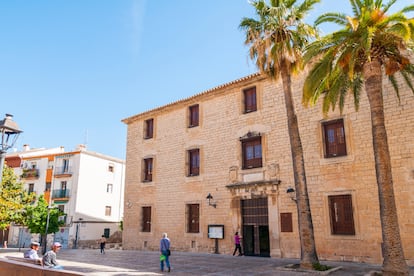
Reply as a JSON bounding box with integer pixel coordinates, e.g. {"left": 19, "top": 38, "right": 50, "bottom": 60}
{"left": 303, "top": 0, "right": 414, "bottom": 274}
{"left": 240, "top": 0, "right": 320, "bottom": 269}
{"left": 25, "top": 195, "right": 64, "bottom": 253}
{"left": 0, "top": 164, "right": 35, "bottom": 229}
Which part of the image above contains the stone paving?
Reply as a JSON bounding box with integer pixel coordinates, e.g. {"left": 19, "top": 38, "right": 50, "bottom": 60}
{"left": 1, "top": 248, "right": 413, "bottom": 276}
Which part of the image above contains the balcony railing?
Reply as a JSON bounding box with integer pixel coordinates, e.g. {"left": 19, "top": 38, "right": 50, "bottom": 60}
{"left": 21, "top": 169, "right": 39, "bottom": 179}
{"left": 51, "top": 189, "right": 70, "bottom": 199}
{"left": 54, "top": 166, "right": 73, "bottom": 177}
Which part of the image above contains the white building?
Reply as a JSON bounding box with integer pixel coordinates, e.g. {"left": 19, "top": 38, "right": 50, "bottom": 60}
{"left": 5, "top": 145, "right": 125, "bottom": 249}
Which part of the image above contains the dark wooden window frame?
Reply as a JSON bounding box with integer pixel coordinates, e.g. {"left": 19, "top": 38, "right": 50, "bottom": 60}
{"left": 243, "top": 86, "right": 257, "bottom": 113}
{"left": 144, "top": 118, "right": 154, "bottom": 139}
{"left": 189, "top": 104, "right": 199, "bottom": 127}
{"left": 187, "top": 204, "right": 200, "bottom": 233}
{"left": 142, "top": 206, "right": 152, "bottom": 232}
{"left": 188, "top": 149, "right": 200, "bottom": 176}
{"left": 241, "top": 136, "right": 262, "bottom": 169}
{"left": 143, "top": 158, "right": 153, "bottom": 182}
{"left": 328, "top": 194, "right": 355, "bottom": 235}
{"left": 280, "top": 212, "right": 293, "bottom": 232}
{"left": 322, "top": 119, "right": 347, "bottom": 158}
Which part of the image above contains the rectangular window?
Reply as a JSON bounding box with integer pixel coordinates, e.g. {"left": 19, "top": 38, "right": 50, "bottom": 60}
{"left": 62, "top": 159, "right": 69, "bottom": 173}
{"left": 104, "top": 228, "right": 110, "bottom": 238}
{"left": 45, "top": 182, "right": 51, "bottom": 192}
{"left": 323, "top": 119, "right": 347, "bottom": 158}
{"left": 142, "top": 206, "right": 151, "bottom": 232}
{"left": 144, "top": 118, "right": 154, "bottom": 139}
{"left": 328, "top": 194, "right": 355, "bottom": 235}
{"left": 188, "top": 149, "right": 200, "bottom": 176}
{"left": 28, "top": 183, "right": 35, "bottom": 193}
{"left": 280, "top": 213, "right": 293, "bottom": 232}
{"left": 242, "top": 137, "right": 262, "bottom": 169}
{"left": 105, "top": 206, "right": 112, "bottom": 216}
{"left": 108, "top": 165, "right": 114, "bottom": 172}
{"left": 143, "top": 158, "right": 153, "bottom": 182}
{"left": 189, "top": 104, "right": 199, "bottom": 127}
{"left": 187, "top": 204, "right": 199, "bottom": 233}
{"left": 243, "top": 87, "right": 257, "bottom": 113}
{"left": 107, "top": 184, "right": 113, "bottom": 193}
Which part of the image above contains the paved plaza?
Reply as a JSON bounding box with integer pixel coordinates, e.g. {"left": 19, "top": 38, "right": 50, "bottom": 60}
{"left": 1, "top": 248, "right": 413, "bottom": 275}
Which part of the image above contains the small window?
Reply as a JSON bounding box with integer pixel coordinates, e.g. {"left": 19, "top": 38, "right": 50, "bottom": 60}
{"left": 143, "top": 158, "right": 153, "bottom": 182}
{"left": 242, "top": 136, "right": 262, "bottom": 169}
{"left": 144, "top": 118, "right": 154, "bottom": 139}
{"left": 104, "top": 228, "right": 110, "bottom": 238}
{"left": 323, "top": 119, "right": 347, "bottom": 158}
{"left": 189, "top": 104, "right": 199, "bottom": 127}
{"left": 105, "top": 206, "right": 112, "bottom": 216}
{"left": 45, "top": 182, "right": 51, "bottom": 192}
{"left": 28, "top": 183, "right": 35, "bottom": 194}
{"left": 328, "top": 194, "right": 355, "bottom": 235}
{"left": 107, "top": 184, "right": 113, "bottom": 193}
{"left": 142, "top": 206, "right": 151, "bottom": 232}
{"left": 243, "top": 87, "right": 257, "bottom": 113}
{"left": 108, "top": 165, "right": 114, "bottom": 172}
{"left": 280, "top": 213, "right": 293, "bottom": 232}
{"left": 57, "top": 205, "right": 65, "bottom": 212}
{"left": 188, "top": 149, "right": 200, "bottom": 176}
{"left": 187, "top": 204, "right": 199, "bottom": 233}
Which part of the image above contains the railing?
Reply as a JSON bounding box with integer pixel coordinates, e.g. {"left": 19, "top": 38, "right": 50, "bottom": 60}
{"left": 54, "top": 166, "right": 73, "bottom": 176}
{"left": 51, "top": 189, "right": 70, "bottom": 199}
{"left": 21, "top": 169, "right": 39, "bottom": 179}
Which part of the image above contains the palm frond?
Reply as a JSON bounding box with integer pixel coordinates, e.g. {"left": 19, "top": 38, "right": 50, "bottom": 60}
{"left": 315, "top": 13, "right": 348, "bottom": 26}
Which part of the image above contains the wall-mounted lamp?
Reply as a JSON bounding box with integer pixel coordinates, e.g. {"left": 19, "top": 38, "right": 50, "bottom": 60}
{"left": 286, "top": 187, "right": 297, "bottom": 202}
{"left": 206, "top": 193, "right": 216, "bottom": 208}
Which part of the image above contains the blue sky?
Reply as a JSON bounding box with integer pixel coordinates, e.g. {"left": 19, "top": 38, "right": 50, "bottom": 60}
{"left": 0, "top": 0, "right": 410, "bottom": 159}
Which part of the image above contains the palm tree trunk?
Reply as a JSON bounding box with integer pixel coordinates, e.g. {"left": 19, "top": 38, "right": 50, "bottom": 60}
{"left": 363, "top": 60, "right": 409, "bottom": 276}
{"left": 280, "top": 61, "right": 318, "bottom": 269}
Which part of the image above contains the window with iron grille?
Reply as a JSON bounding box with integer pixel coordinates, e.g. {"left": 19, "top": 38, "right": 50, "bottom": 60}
{"left": 188, "top": 149, "right": 200, "bottom": 176}
{"left": 143, "top": 158, "right": 153, "bottom": 182}
{"left": 328, "top": 194, "right": 355, "bottom": 235}
{"left": 243, "top": 87, "right": 257, "bottom": 113}
{"left": 187, "top": 204, "right": 199, "bottom": 233}
{"left": 242, "top": 137, "right": 262, "bottom": 169}
{"left": 142, "top": 206, "right": 151, "bottom": 232}
{"left": 189, "top": 104, "right": 199, "bottom": 127}
{"left": 144, "top": 118, "right": 154, "bottom": 139}
{"left": 323, "top": 119, "right": 347, "bottom": 158}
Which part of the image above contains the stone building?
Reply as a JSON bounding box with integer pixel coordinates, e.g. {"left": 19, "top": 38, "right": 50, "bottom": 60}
{"left": 122, "top": 71, "right": 414, "bottom": 265}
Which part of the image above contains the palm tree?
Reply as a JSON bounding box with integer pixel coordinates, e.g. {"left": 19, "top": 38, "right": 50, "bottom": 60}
{"left": 303, "top": 0, "right": 414, "bottom": 274}
{"left": 240, "top": 0, "right": 320, "bottom": 269}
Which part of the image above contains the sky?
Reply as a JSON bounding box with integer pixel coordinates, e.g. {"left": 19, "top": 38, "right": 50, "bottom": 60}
{"left": 0, "top": 0, "right": 411, "bottom": 160}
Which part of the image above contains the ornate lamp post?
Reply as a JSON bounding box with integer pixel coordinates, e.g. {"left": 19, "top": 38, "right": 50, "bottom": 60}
{"left": 0, "top": 114, "right": 22, "bottom": 186}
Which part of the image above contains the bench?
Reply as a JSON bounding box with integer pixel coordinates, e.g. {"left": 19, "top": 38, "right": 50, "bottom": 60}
{"left": 6, "top": 255, "right": 42, "bottom": 265}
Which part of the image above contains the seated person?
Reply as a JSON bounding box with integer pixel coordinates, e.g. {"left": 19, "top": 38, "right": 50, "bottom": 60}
{"left": 42, "top": 242, "right": 64, "bottom": 269}
{"left": 23, "top": 241, "right": 42, "bottom": 264}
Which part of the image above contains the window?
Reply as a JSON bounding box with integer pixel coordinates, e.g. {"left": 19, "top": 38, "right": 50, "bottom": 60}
{"left": 143, "top": 158, "right": 153, "bottom": 182}
{"left": 62, "top": 159, "right": 69, "bottom": 172}
{"left": 144, "top": 118, "right": 154, "bottom": 139}
{"left": 243, "top": 87, "right": 257, "bottom": 113}
{"left": 328, "top": 194, "right": 355, "bottom": 235}
{"left": 188, "top": 149, "right": 200, "bottom": 176}
{"left": 323, "top": 119, "right": 347, "bottom": 158}
{"left": 58, "top": 205, "right": 65, "bottom": 212}
{"left": 187, "top": 204, "right": 199, "bottom": 233}
{"left": 242, "top": 136, "right": 262, "bottom": 169}
{"left": 189, "top": 104, "right": 199, "bottom": 127}
{"left": 108, "top": 164, "right": 114, "bottom": 172}
{"left": 45, "top": 182, "right": 51, "bottom": 192}
{"left": 142, "top": 206, "right": 151, "bottom": 232}
{"left": 104, "top": 228, "right": 110, "bottom": 238}
{"left": 107, "top": 184, "right": 113, "bottom": 193}
{"left": 28, "top": 183, "right": 35, "bottom": 194}
{"left": 105, "top": 206, "right": 112, "bottom": 216}
{"left": 280, "top": 213, "right": 293, "bottom": 232}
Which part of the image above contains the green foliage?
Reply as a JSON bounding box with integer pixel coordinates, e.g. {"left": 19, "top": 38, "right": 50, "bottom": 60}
{"left": 119, "top": 219, "right": 123, "bottom": 231}
{"left": 312, "top": 262, "right": 331, "bottom": 271}
{"left": 25, "top": 195, "right": 65, "bottom": 235}
{"left": 0, "top": 165, "right": 36, "bottom": 229}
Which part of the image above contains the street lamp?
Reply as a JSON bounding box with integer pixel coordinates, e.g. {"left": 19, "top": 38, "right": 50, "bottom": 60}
{"left": 0, "top": 114, "right": 23, "bottom": 186}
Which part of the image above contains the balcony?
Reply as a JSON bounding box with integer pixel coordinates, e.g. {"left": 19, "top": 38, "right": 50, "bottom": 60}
{"left": 21, "top": 169, "right": 39, "bottom": 179}
{"left": 54, "top": 166, "right": 73, "bottom": 178}
{"left": 51, "top": 189, "right": 70, "bottom": 200}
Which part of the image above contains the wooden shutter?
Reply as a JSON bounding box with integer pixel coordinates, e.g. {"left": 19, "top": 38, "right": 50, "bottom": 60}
{"left": 242, "top": 137, "right": 262, "bottom": 169}
{"left": 189, "top": 104, "right": 199, "bottom": 127}
{"left": 189, "top": 149, "right": 200, "bottom": 176}
{"left": 323, "top": 119, "right": 347, "bottom": 157}
{"left": 244, "top": 87, "right": 257, "bottom": 113}
{"left": 280, "top": 213, "right": 293, "bottom": 232}
{"left": 328, "top": 194, "right": 355, "bottom": 235}
{"left": 187, "top": 204, "right": 199, "bottom": 233}
{"left": 142, "top": 207, "right": 151, "bottom": 232}
{"left": 144, "top": 158, "right": 153, "bottom": 181}
{"left": 145, "top": 119, "right": 154, "bottom": 139}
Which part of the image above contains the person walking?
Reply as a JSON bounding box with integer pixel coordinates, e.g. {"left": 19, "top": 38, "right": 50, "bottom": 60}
{"left": 42, "top": 242, "right": 64, "bottom": 269}
{"left": 99, "top": 235, "right": 106, "bottom": 254}
{"left": 233, "top": 232, "right": 243, "bottom": 256}
{"left": 160, "top": 233, "right": 171, "bottom": 272}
